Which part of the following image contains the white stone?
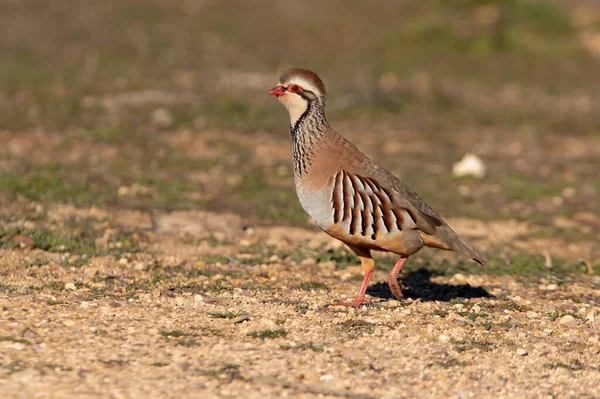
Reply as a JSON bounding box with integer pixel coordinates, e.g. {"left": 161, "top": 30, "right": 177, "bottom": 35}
{"left": 452, "top": 154, "right": 486, "bottom": 179}
{"left": 526, "top": 311, "right": 538, "bottom": 319}
{"left": 439, "top": 334, "right": 450, "bottom": 343}
{"left": 64, "top": 283, "right": 76, "bottom": 291}
{"left": 559, "top": 315, "right": 579, "bottom": 326}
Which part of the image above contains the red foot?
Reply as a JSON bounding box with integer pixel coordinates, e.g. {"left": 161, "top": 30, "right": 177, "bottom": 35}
{"left": 387, "top": 257, "right": 408, "bottom": 300}
{"left": 387, "top": 275, "right": 404, "bottom": 300}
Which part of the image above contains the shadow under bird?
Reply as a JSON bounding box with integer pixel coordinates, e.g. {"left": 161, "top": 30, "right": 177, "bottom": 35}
{"left": 269, "top": 68, "right": 485, "bottom": 307}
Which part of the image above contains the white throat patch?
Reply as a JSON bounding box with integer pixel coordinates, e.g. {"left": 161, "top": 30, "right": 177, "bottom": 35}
{"left": 277, "top": 76, "right": 323, "bottom": 126}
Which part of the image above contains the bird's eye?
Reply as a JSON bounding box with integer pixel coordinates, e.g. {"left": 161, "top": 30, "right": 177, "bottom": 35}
{"left": 289, "top": 84, "right": 301, "bottom": 92}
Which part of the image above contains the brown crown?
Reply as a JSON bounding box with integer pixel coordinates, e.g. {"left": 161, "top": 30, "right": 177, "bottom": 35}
{"left": 279, "top": 68, "right": 326, "bottom": 96}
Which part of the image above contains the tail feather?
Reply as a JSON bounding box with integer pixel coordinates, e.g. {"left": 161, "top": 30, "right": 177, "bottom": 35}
{"left": 419, "top": 225, "right": 486, "bottom": 265}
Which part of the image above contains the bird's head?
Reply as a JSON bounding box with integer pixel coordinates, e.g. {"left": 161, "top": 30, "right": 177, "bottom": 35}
{"left": 269, "top": 68, "right": 326, "bottom": 125}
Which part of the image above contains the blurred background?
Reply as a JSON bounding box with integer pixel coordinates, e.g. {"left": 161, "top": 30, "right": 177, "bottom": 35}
{"left": 1, "top": 0, "right": 599, "bottom": 266}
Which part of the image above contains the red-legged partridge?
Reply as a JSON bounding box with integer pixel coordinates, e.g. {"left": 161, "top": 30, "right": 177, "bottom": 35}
{"left": 269, "top": 68, "right": 485, "bottom": 307}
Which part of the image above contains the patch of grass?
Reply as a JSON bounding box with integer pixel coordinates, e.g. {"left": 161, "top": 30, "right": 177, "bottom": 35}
{"left": 160, "top": 330, "right": 186, "bottom": 338}
{"left": 294, "top": 281, "right": 329, "bottom": 291}
{"left": 0, "top": 284, "right": 14, "bottom": 294}
{"left": 294, "top": 302, "right": 310, "bottom": 315}
{"left": 0, "top": 336, "right": 31, "bottom": 345}
{"left": 198, "top": 98, "right": 279, "bottom": 132}
{"left": 436, "top": 358, "right": 469, "bottom": 368}
{"left": 205, "top": 279, "right": 234, "bottom": 293}
{"left": 451, "top": 338, "right": 495, "bottom": 352}
{"left": 430, "top": 309, "right": 449, "bottom": 317}
{"left": 338, "top": 320, "right": 375, "bottom": 334}
{"left": 0, "top": 225, "right": 142, "bottom": 263}
{"left": 0, "top": 226, "right": 96, "bottom": 254}
{"left": 501, "top": 172, "right": 564, "bottom": 203}
{"left": 2, "top": 359, "right": 27, "bottom": 375}
{"left": 199, "top": 255, "right": 231, "bottom": 266}
{"left": 219, "top": 167, "right": 306, "bottom": 225}
{"left": 287, "top": 243, "right": 357, "bottom": 269}
{"left": 247, "top": 329, "right": 288, "bottom": 340}
{"left": 547, "top": 312, "right": 582, "bottom": 322}
{"left": 281, "top": 342, "right": 324, "bottom": 352}
{"left": 405, "top": 252, "right": 593, "bottom": 280}
{"left": 99, "top": 359, "right": 127, "bottom": 367}
{"left": 207, "top": 311, "right": 246, "bottom": 319}
{"left": 160, "top": 330, "right": 200, "bottom": 346}
{"left": 21, "top": 257, "right": 51, "bottom": 268}
{"left": 199, "top": 364, "right": 245, "bottom": 382}
{"left": 38, "top": 363, "right": 73, "bottom": 375}
{"left": 478, "top": 322, "right": 493, "bottom": 331}
{"left": 449, "top": 298, "right": 474, "bottom": 306}
{"left": 546, "top": 360, "right": 585, "bottom": 371}
{"left": 457, "top": 311, "right": 489, "bottom": 321}
{"left": 0, "top": 164, "right": 116, "bottom": 207}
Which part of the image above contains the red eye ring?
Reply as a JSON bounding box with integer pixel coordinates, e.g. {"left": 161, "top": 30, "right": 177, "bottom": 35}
{"left": 289, "top": 84, "right": 301, "bottom": 92}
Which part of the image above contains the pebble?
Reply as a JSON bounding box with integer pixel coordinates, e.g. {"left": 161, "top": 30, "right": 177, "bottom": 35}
{"left": 558, "top": 315, "right": 579, "bottom": 326}
{"left": 516, "top": 348, "right": 528, "bottom": 356}
{"left": 439, "top": 334, "right": 450, "bottom": 343}
{"left": 300, "top": 258, "right": 316, "bottom": 266}
{"left": 545, "top": 284, "right": 558, "bottom": 291}
{"left": 133, "top": 262, "right": 146, "bottom": 271}
{"left": 585, "top": 311, "right": 595, "bottom": 323}
{"left": 452, "top": 154, "right": 486, "bottom": 179}
{"left": 151, "top": 108, "right": 173, "bottom": 128}
{"left": 526, "top": 311, "right": 538, "bottom": 319}
{"left": 64, "top": 283, "right": 76, "bottom": 291}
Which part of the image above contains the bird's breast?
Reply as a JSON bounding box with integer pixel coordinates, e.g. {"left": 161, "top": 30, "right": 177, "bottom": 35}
{"left": 294, "top": 175, "right": 334, "bottom": 230}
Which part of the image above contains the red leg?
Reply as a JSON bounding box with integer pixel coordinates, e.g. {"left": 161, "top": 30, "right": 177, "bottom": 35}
{"left": 331, "top": 247, "right": 374, "bottom": 308}
{"left": 332, "top": 266, "right": 375, "bottom": 307}
{"left": 388, "top": 257, "right": 408, "bottom": 300}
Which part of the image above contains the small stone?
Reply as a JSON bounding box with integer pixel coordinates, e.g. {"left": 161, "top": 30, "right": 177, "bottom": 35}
{"left": 63, "top": 319, "right": 75, "bottom": 327}
{"left": 543, "top": 329, "right": 553, "bottom": 336}
{"left": 516, "top": 348, "right": 527, "bottom": 356}
{"left": 319, "top": 374, "right": 334, "bottom": 382}
{"left": 10, "top": 342, "right": 28, "bottom": 351}
{"left": 194, "top": 294, "right": 203, "bottom": 302}
{"left": 562, "top": 187, "right": 576, "bottom": 198}
{"left": 133, "top": 262, "right": 146, "bottom": 271}
{"left": 545, "top": 284, "right": 558, "bottom": 291}
{"left": 452, "top": 154, "right": 486, "bottom": 179}
{"left": 526, "top": 311, "right": 538, "bottom": 319}
{"left": 439, "top": 334, "right": 450, "bottom": 343}
{"left": 558, "top": 315, "right": 579, "bottom": 326}
{"left": 64, "top": 283, "right": 76, "bottom": 291}
{"left": 300, "top": 258, "right": 316, "bottom": 266}
{"left": 471, "top": 304, "right": 481, "bottom": 313}
{"left": 151, "top": 107, "right": 173, "bottom": 128}
{"left": 585, "top": 311, "right": 595, "bottom": 323}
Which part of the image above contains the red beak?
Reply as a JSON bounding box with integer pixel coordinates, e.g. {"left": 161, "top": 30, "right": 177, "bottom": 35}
{"left": 268, "top": 85, "right": 286, "bottom": 97}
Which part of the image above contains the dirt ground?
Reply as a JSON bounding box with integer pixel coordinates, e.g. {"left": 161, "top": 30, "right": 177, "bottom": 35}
{"left": 1, "top": 1, "right": 600, "bottom": 398}
{"left": 1, "top": 205, "right": 599, "bottom": 398}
